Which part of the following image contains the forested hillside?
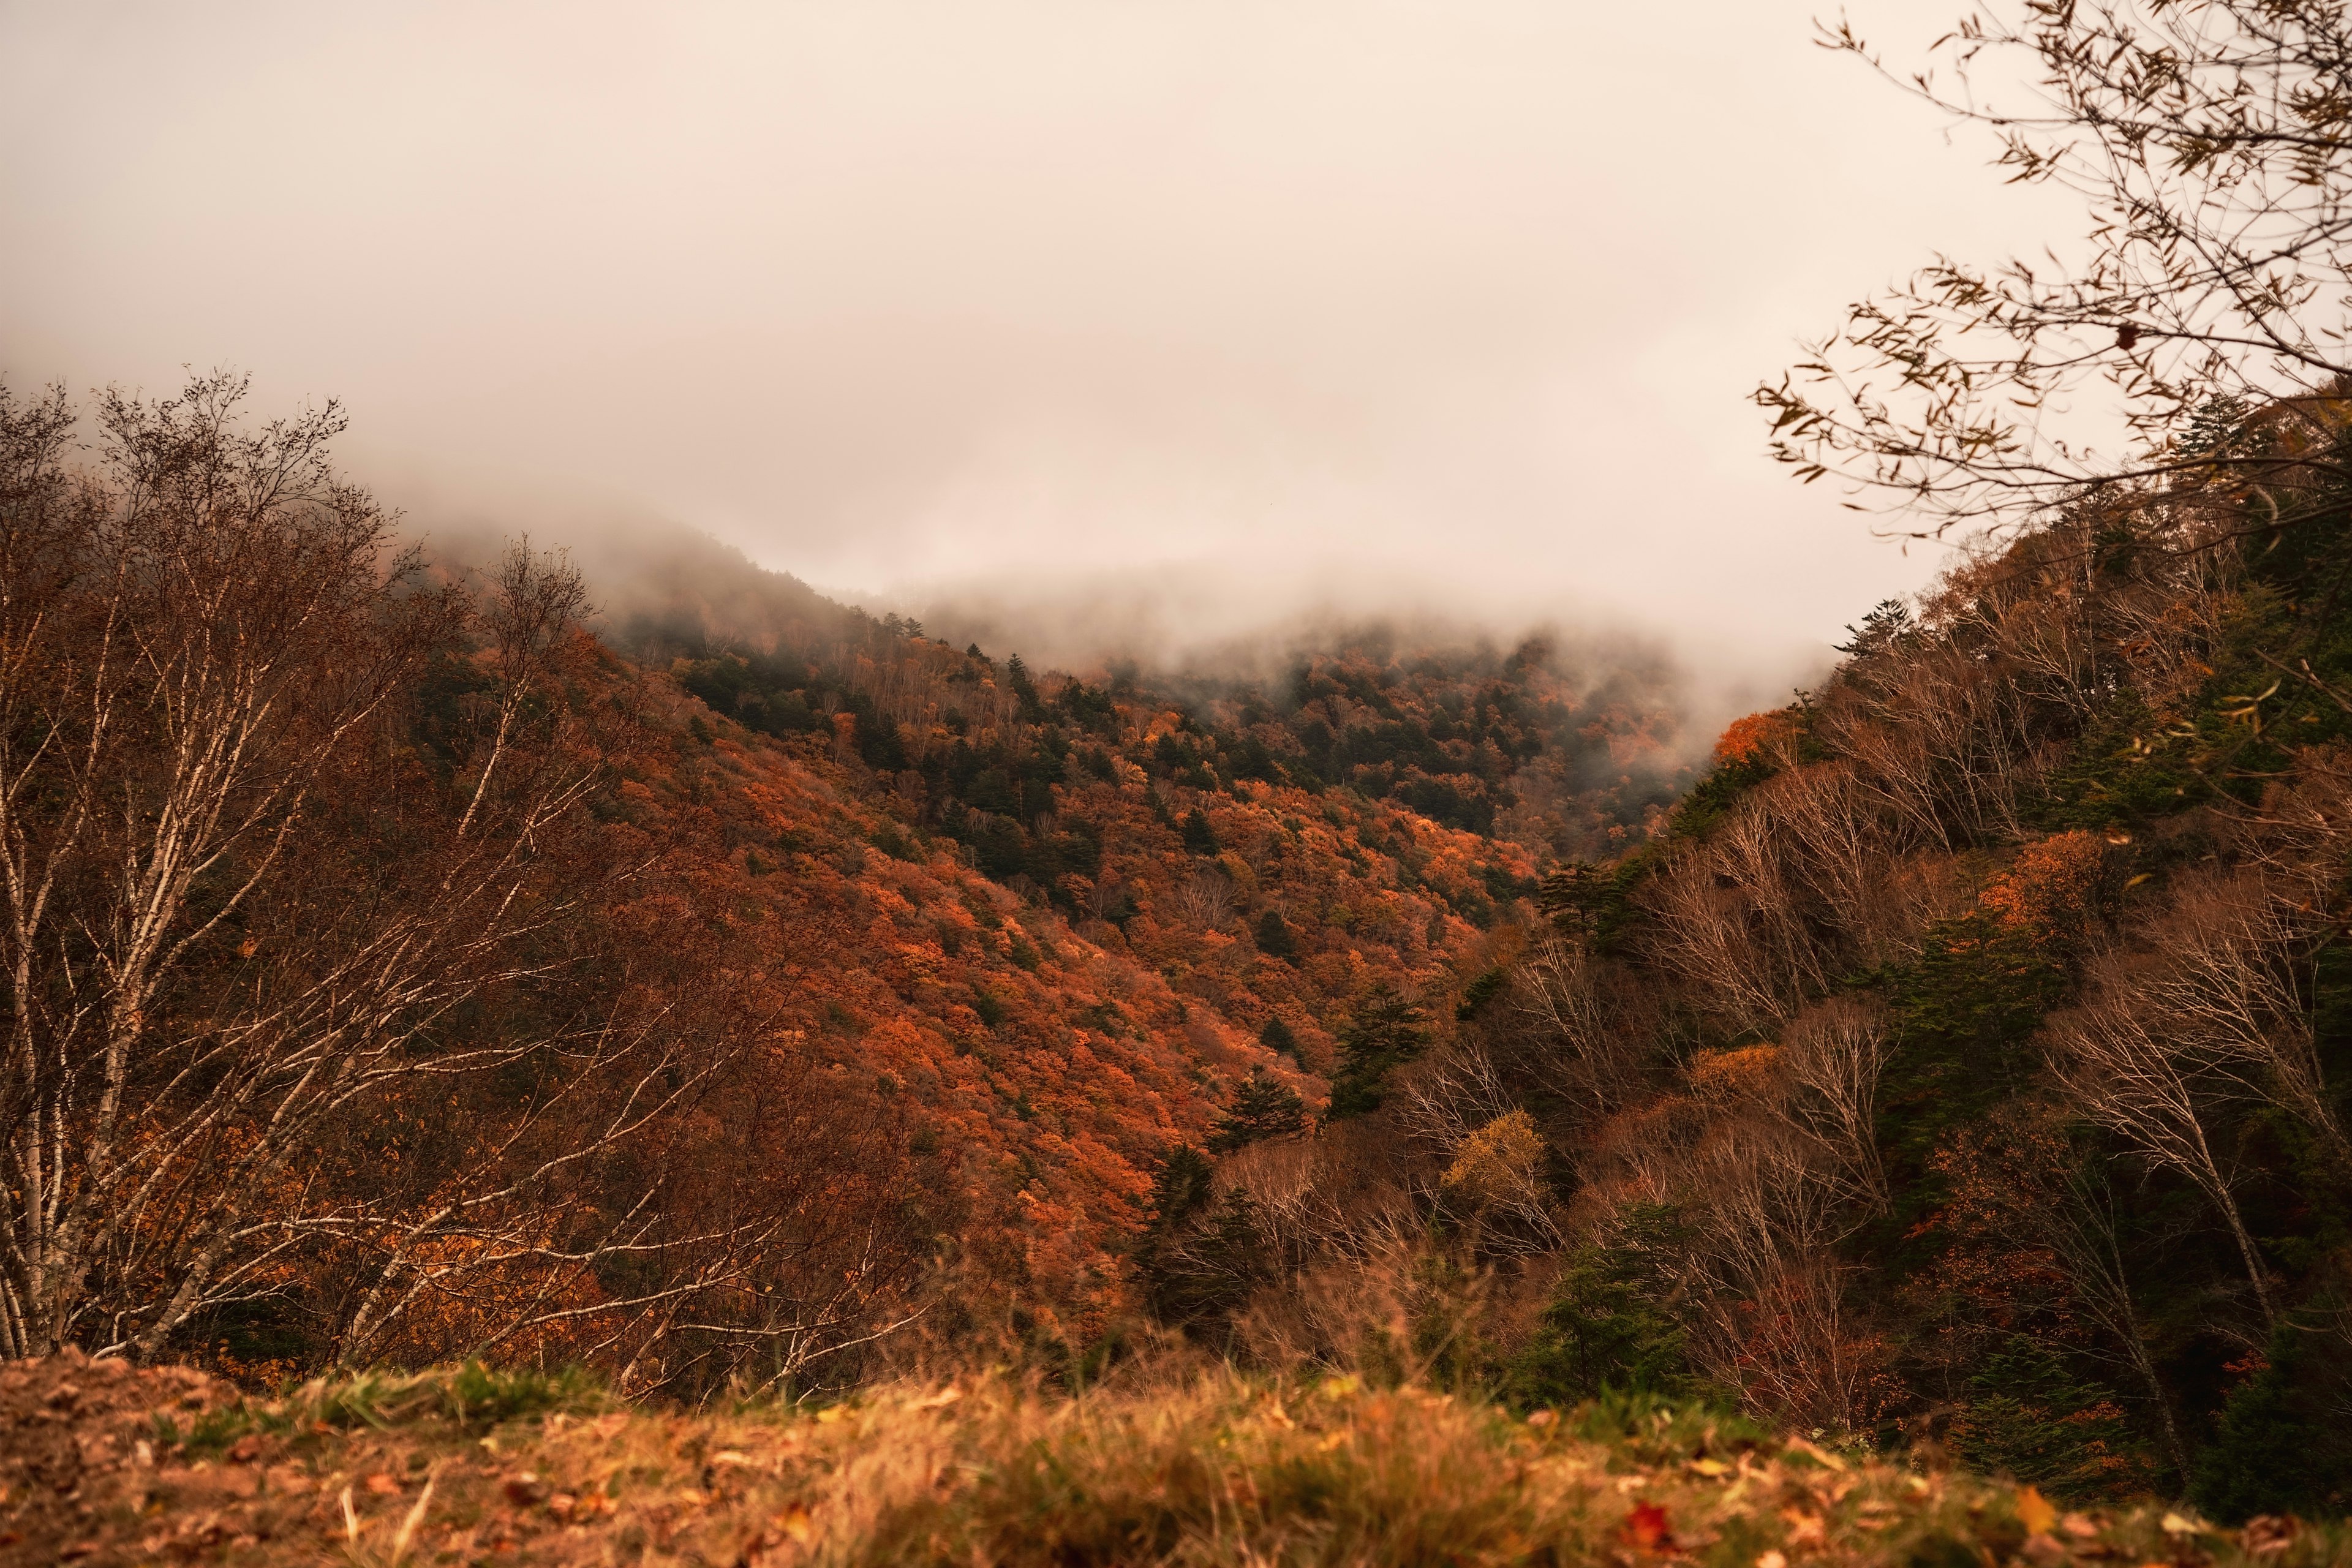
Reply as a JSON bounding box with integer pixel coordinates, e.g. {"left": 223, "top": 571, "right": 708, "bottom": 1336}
{"left": 1162, "top": 420, "right": 2352, "bottom": 1522}
{"left": 0, "top": 374, "right": 1689, "bottom": 1403}
{"left": 15, "top": 360, "right": 2352, "bottom": 1528}
{"left": 18, "top": 359, "right": 2352, "bottom": 1541}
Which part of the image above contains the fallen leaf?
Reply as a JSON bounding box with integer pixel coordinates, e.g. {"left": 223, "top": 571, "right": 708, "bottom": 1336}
{"left": 1620, "top": 1501, "right": 1675, "bottom": 1553}
{"left": 1689, "top": 1457, "right": 1730, "bottom": 1477}
{"left": 2018, "top": 1485, "right": 2058, "bottom": 1537}
{"left": 1525, "top": 1408, "right": 1557, "bottom": 1428}
{"left": 775, "top": 1504, "right": 813, "bottom": 1544}
{"left": 2162, "top": 1511, "right": 2204, "bottom": 1537}
{"left": 1755, "top": 1553, "right": 1787, "bottom": 1568}
{"left": 710, "top": 1450, "right": 755, "bottom": 1468}
{"left": 912, "top": 1388, "right": 962, "bottom": 1411}
{"left": 1779, "top": 1507, "right": 1827, "bottom": 1547}
{"left": 364, "top": 1472, "right": 401, "bottom": 1496}
{"left": 2243, "top": 1515, "right": 2299, "bottom": 1555}
{"left": 1784, "top": 1437, "right": 1845, "bottom": 1471}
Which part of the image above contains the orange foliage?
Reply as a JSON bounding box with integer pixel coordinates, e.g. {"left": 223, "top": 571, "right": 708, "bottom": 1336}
{"left": 590, "top": 657, "right": 1566, "bottom": 1334}
{"left": 1977, "top": 830, "right": 2110, "bottom": 941}
{"left": 1713, "top": 709, "right": 1802, "bottom": 768}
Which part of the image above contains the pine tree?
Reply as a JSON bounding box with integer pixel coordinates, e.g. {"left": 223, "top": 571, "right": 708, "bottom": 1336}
{"left": 1210, "top": 1069, "right": 1306, "bottom": 1152}
{"left": 1182, "top": 807, "right": 1220, "bottom": 857}
{"left": 1005, "top": 654, "right": 1046, "bottom": 722}
{"left": 1258, "top": 1014, "right": 1299, "bottom": 1057}
{"left": 1139, "top": 1145, "right": 1213, "bottom": 1242}
{"left": 1254, "top": 909, "right": 1296, "bottom": 960}
{"left": 1328, "top": 981, "right": 1430, "bottom": 1118}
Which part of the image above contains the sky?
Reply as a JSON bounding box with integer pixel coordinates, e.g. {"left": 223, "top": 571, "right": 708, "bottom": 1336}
{"left": 0, "top": 1, "right": 2082, "bottom": 694}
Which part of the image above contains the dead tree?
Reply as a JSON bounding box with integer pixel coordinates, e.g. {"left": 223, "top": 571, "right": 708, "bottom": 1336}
{"left": 0, "top": 377, "right": 772, "bottom": 1366}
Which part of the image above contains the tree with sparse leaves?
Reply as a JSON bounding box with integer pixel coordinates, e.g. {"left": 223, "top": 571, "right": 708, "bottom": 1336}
{"left": 1760, "top": 2, "right": 2352, "bottom": 542}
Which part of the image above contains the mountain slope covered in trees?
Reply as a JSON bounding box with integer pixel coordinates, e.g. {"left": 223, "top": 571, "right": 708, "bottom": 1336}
{"left": 14, "top": 368, "right": 2352, "bottom": 1527}
{"left": 0, "top": 373, "right": 1693, "bottom": 1400}
{"left": 1155, "top": 411, "right": 2352, "bottom": 1523}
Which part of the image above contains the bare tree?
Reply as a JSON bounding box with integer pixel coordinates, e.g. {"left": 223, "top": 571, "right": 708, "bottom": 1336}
{"left": 1675, "top": 1115, "right": 1883, "bottom": 1430}
{"left": 1779, "top": 998, "right": 1894, "bottom": 1218}
{"left": 0, "top": 377, "right": 794, "bottom": 1366}
{"left": 2047, "top": 984, "right": 2278, "bottom": 1329}
{"left": 1509, "top": 931, "right": 1638, "bottom": 1117}
{"left": 1172, "top": 867, "right": 1235, "bottom": 930}
{"left": 1761, "top": 1, "right": 2352, "bottom": 540}
{"left": 1640, "top": 797, "right": 1830, "bottom": 1033}
{"left": 2152, "top": 874, "right": 2351, "bottom": 1169}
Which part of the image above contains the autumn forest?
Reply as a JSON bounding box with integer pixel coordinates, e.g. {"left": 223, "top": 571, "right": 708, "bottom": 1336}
{"left": 15, "top": 3, "right": 2352, "bottom": 1559}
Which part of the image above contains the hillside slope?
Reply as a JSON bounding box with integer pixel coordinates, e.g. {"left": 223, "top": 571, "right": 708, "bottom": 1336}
{"left": 1171, "top": 435, "right": 2352, "bottom": 1521}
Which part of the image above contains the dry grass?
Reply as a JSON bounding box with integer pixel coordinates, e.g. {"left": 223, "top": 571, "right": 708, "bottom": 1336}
{"left": 6, "top": 1352, "right": 2340, "bottom": 1566}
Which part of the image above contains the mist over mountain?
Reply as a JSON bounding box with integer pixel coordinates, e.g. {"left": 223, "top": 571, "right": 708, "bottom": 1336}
{"left": 404, "top": 499, "right": 1792, "bottom": 806}
{"left": 18, "top": 0, "right": 2352, "bottom": 1555}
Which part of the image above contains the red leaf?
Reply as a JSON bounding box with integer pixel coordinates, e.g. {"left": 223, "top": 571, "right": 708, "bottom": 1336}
{"left": 1621, "top": 1500, "right": 1676, "bottom": 1553}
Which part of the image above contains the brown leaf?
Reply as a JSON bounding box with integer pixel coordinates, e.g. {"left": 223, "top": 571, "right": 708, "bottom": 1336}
{"left": 1779, "top": 1507, "right": 1827, "bottom": 1547}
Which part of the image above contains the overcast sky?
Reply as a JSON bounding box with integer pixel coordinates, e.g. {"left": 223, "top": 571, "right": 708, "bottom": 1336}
{"left": 0, "top": 1, "right": 2080, "bottom": 687}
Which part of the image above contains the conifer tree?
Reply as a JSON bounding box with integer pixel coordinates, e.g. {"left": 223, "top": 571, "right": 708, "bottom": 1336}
{"left": 1328, "top": 981, "right": 1430, "bottom": 1118}
{"left": 1210, "top": 1069, "right": 1306, "bottom": 1152}
{"left": 1005, "top": 654, "right": 1046, "bottom": 722}
{"left": 1255, "top": 908, "right": 1298, "bottom": 961}
{"left": 1182, "top": 807, "right": 1220, "bottom": 857}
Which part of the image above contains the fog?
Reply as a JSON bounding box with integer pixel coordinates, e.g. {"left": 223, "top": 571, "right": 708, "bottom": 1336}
{"left": 0, "top": 1, "right": 2080, "bottom": 698}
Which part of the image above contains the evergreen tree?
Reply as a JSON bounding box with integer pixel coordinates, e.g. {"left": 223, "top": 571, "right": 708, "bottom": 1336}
{"left": 1834, "top": 597, "right": 1915, "bottom": 659}
{"left": 1182, "top": 807, "right": 1220, "bottom": 857}
{"left": 2192, "top": 1323, "right": 2352, "bottom": 1522}
{"left": 1005, "top": 654, "right": 1046, "bottom": 722}
{"left": 1209, "top": 1069, "right": 1306, "bottom": 1152}
{"left": 1145, "top": 1191, "right": 1269, "bottom": 1333}
{"left": 1258, "top": 1014, "right": 1299, "bottom": 1057}
{"left": 1327, "top": 981, "right": 1430, "bottom": 1118}
{"left": 1952, "top": 1338, "right": 2154, "bottom": 1503}
{"left": 1139, "top": 1145, "right": 1213, "bottom": 1242}
{"left": 1254, "top": 909, "right": 1296, "bottom": 960}
{"left": 1132, "top": 1145, "right": 1268, "bottom": 1335}
{"left": 1505, "top": 1219, "right": 1695, "bottom": 1409}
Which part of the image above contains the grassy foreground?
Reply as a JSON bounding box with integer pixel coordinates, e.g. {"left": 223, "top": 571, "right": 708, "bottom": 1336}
{"left": 0, "top": 1351, "right": 2336, "bottom": 1567}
